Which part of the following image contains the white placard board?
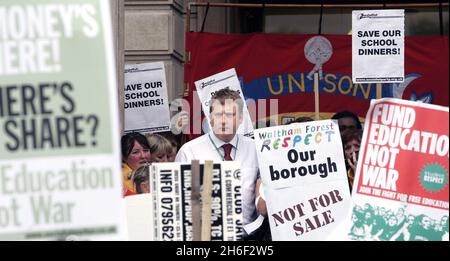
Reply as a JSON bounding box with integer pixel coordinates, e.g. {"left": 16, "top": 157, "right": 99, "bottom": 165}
{"left": 124, "top": 62, "right": 171, "bottom": 133}
{"left": 352, "top": 9, "right": 405, "bottom": 83}
{"left": 254, "top": 120, "right": 352, "bottom": 240}
{"left": 194, "top": 68, "right": 254, "bottom": 137}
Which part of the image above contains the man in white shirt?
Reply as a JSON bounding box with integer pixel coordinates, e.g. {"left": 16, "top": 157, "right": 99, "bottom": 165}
{"left": 175, "top": 89, "right": 259, "bottom": 236}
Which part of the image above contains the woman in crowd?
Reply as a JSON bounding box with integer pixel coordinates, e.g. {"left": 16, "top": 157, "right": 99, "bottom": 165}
{"left": 160, "top": 132, "right": 180, "bottom": 162}
{"left": 131, "top": 164, "right": 151, "bottom": 194}
{"left": 146, "top": 133, "right": 173, "bottom": 163}
{"left": 121, "top": 132, "right": 151, "bottom": 196}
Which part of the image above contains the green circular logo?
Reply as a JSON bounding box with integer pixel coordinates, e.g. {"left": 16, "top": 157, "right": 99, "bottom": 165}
{"left": 419, "top": 163, "right": 448, "bottom": 193}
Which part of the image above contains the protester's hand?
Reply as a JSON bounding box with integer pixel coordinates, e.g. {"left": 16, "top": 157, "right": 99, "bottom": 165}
{"left": 171, "top": 111, "right": 189, "bottom": 134}
{"left": 255, "top": 178, "right": 267, "bottom": 216}
{"left": 347, "top": 151, "right": 357, "bottom": 173}
{"left": 257, "top": 197, "right": 268, "bottom": 217}
{"left": 176, "top": 112, "right": 189, "bottom": 129}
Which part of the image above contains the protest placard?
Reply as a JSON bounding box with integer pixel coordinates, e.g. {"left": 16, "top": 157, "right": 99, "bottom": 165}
{"left": 142, "top": 161, "right": 243, "bottom": 241}
{"left": 124, "top": 193, "right": 153, "bottom": 241}
{"left": 348, "top": 98, "right": 449, "bottom": 241}
{"left": 124, "top": 62, "right": 171, "bottom": 133}
{"left": 194, "top": 68, "right": 254, "bottom": 137}
{"left": 0, "top": 0, "right": 125, "bottom": 240}
{"left": 254, "top": 120, "right": 351, "bottom": 240}
{"left": 352, "top": 9, "right": 405, "bottom": 83}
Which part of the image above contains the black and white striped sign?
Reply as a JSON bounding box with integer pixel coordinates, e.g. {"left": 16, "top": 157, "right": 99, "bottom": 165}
{"left": 150, "top": 161, "right": 243, "bottom": 241}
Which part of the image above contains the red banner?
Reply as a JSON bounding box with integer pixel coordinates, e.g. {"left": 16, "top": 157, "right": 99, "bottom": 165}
{"left": 184, "top": 32, "right": 449, "bottom": 139}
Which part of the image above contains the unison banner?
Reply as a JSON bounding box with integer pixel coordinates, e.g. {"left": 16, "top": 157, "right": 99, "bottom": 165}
{"left": 348, "top": 98, "right": 449, "bottom": 241}
{"left": 184, "top": 32, "right": 448, "bottom": 139}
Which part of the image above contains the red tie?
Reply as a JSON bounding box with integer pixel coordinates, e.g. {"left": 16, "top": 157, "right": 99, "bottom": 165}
{"left": 222, "top": 144, "right": 233, "bottom": 161}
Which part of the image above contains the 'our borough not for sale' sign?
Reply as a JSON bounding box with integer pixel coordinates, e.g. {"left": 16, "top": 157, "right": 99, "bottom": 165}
{"left": 254, "top": 120, "right": 351, "bottom": 240}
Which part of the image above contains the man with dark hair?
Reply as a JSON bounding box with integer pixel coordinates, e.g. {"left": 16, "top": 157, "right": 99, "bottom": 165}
{"left": 331, "top": 110, "right": 362, "bottom": 134}
{"left": 175, "top": 88, "right": 259, "bottom": 237}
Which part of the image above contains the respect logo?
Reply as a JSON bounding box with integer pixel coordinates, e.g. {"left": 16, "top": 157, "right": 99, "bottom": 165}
{"left": 419, "top": 163, "right": 448, "bottom": 193}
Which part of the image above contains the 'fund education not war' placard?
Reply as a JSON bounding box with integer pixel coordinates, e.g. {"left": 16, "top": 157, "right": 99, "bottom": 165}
{"left": 254, "top": 120, "right": 351, "bottom": 240}
{"left": 352, "top": 9, "right": 405, "bottom": 84}
{"left": 124, "top": 62, "right": 171, "bottom": 134}
{"left": 348, "top": 98, "right": 449, "bottom": 241}
{"left": 0, "top": 0, "right": 126, "bottom": 240}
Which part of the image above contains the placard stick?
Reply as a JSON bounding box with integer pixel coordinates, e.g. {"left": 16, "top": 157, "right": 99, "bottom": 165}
{"left": 191, "top": 160, "right": 201, "bottom": 241}
{"left": 376, "top": 83, "right": 382, "bottom": 99}
{"left": 201, "top": 160, "right": 213, "bottom": 241}
{"left": 314, "top": 72, "right": 320, "bottom": 120}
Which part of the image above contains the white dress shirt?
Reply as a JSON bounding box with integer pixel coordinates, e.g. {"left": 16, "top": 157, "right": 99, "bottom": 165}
{"left": 175, "top": 133, "right": 259, "bottom": 228}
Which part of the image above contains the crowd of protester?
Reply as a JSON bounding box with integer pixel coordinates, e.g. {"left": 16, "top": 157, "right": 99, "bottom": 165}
{"left": 121, "top": 90, "right": 444, "bottom": 241}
